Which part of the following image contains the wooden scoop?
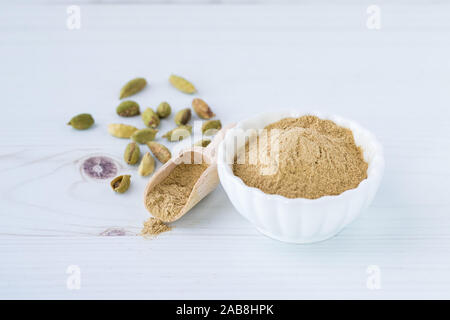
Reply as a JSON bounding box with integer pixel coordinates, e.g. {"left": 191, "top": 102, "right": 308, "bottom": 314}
{"left": 143, "top": 123, "right": 235, "bottom": 222}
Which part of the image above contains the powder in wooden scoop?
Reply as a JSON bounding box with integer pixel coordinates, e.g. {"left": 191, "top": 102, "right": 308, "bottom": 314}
{"left": 233, "top": 115, "right": 368, "bottom": 199}
{"left": 145, "top": 163, "right": 209, "bottom": 221}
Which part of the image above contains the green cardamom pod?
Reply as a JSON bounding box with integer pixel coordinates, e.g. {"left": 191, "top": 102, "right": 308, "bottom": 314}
{"left": 138, "top": 152, "right": 155, "bottom": 176}
{"left": 108, "top": 123, "right": 138, "bottom": 138}
{"left": 142, "top": 108, "right": 160, "bottom": 128}
{"left": 169, "top": 74, "right": 197, "bottom": 94}
{"left": 194, "top": 139, "right": 211, "bottom": 147}
{"left": 67, "top": 113, "right": 94, "bottom": 130}
{"left": 162, "top": 125, "right": 192, "bottom": 142}
{"left": 116, "top": 100, "right": 140, "bottom": 117}
{"left": 156, "top": 102, "right": 171, "bottom": 118}
{"left": 147, "top": 141, "right": 171, "bottom": 164}
{"left": 124, "top": 142, "right": 141, "bottom": 165}
{"left": 131, "top": 128, "right": 158, "bottom": 144}
{"left": 119, "top": 77, "right": 147, "bottom": 99}
{"left": 192, "top": 98, "right": 215, "bottom": 119}
{"left": 174, "top": 108, "right": 191, "bottom": 126}
{"left": 110, "top": 175, "right": 131, "bottom": 193}
{"left": 202, "top": 120, "right": 222, "bottom": 136}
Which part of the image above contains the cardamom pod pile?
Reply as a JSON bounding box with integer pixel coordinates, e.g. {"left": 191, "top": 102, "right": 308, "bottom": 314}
{"left": 67, "top": 74, "right": 222, "bottom": 236}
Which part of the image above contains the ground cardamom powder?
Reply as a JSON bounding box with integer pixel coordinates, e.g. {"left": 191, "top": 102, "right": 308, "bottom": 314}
{"left": 141, "top": 217, "right": 171, "bottom": 237}
{"left": 145, "top": 163, "right": 209, "bottom": 221}
{"left": 233, "top": 115, "right": 368, "bottom": 199}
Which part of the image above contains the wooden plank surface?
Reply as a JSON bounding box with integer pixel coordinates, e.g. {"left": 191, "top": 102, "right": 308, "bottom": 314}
{"left": 1, "top": 3, "right": 450, "bottom": 299}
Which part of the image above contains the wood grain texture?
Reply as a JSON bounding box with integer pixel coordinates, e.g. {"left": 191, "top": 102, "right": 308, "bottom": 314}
{"left": 1, "top": 3, "right": 450, "bottom": 299}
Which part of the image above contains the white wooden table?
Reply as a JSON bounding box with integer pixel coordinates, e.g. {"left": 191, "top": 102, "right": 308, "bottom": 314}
{"left": 1, "top": 3, "right": 450, "bottom": 299}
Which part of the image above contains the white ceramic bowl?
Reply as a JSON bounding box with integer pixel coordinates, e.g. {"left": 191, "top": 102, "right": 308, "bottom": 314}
{"left": 217, "top": 110, "right": 384, "bottom": 243}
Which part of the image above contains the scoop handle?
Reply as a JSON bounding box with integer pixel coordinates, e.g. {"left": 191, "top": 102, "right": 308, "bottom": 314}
{"left": 204, "top": 123, "right": 236, "bottom": 161}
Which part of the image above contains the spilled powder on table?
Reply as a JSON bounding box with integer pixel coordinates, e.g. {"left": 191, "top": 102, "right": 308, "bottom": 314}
{"left": 140, "top": 217, "right": 172, "bottom": 237}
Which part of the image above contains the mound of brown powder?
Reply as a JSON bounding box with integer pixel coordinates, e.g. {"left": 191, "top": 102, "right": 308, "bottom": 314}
{"left": 140, "top": 217, "right": 171, "bottom": 237}
{"left": 232, "top": 115, "right": 368, "bottom": 199}
{"left": 145, "top": 163, "right": 209, "bottom": 221}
